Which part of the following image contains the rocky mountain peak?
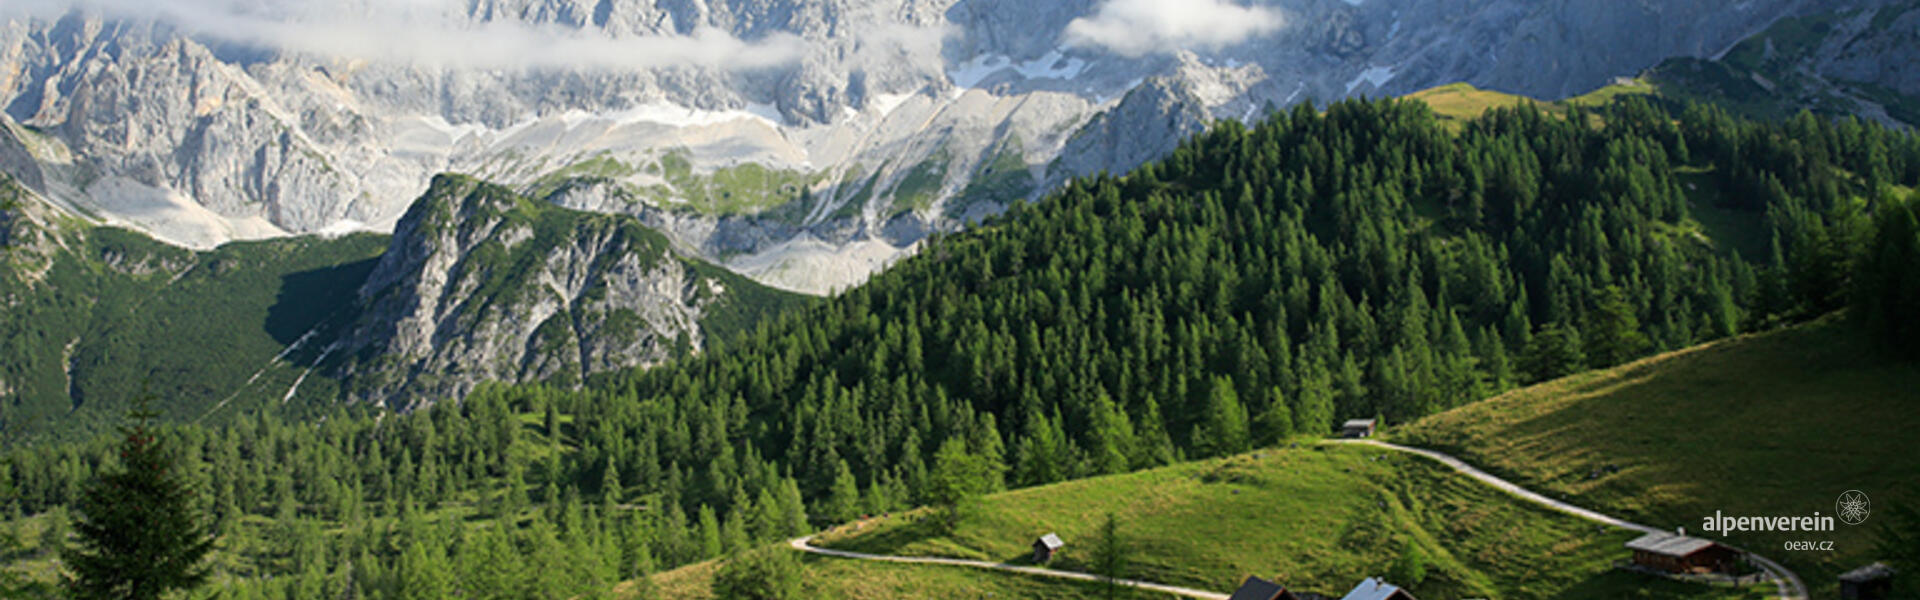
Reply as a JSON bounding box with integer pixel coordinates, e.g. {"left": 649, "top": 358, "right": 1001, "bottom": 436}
{"left": 332, "top": 174, "right": 786, "bottom": 407}
{"left": 1, "top": 0, "right": 1881, "bottom": 294}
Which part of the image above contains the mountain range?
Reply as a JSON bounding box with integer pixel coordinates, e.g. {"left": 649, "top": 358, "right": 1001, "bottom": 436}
{"left": 3, "top": 0, "right": 1919, "bottom": 441}
{"left": 5, "top": 0, "right": 1900, "bottom": 297}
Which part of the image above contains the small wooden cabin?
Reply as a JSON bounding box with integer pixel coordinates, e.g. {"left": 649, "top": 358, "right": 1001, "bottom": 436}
{"left": 1625, "top": 531, "right": 1741, "bottom": 574}
{"left": 1227, "top": 576, "right": 1300, "bottom": 600}
{"left": 1032, "top": 533, "right": 1065, "bottom": 563}
{"left": 1339, "top": 577, "right": 1418, "bottom": 600}
{"left": 1839, "top": 562, "right": 1896, "bottom": 600}
{"left": 1341, "top": 419, "right": 1379, "bottom": 438}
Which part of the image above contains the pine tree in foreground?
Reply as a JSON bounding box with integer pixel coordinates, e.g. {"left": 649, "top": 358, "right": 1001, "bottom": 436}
{"left": 63, "top": 399, "right": 214, "bottom": 600}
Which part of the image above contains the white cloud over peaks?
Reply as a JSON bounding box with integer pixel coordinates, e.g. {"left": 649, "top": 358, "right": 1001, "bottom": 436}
{"left": 1063, "top": 0, "right": 1283, "bottom": 57}
{"left": 2, "top": 0, "right": 808, "bottom": 72}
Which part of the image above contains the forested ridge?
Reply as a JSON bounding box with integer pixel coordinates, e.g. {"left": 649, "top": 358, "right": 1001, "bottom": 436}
{"left": 0, "top": 182, "right": 390, "bottom": 444}
{"left": 4, "top": 95, "right": 1918, "bottom": 598}
{"left": 0, "top": 174, "right": 804, "bottom": 447}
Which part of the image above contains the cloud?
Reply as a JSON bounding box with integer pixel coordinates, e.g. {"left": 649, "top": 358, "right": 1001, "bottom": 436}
{"left": 850, "top": 22, "right": 955, "bottom": 68}
{"left": 1063, "top": 0, "right": 1283, "bottom": 57}
{"left": 2, "top": 0, "right": 808, "bottom": 72}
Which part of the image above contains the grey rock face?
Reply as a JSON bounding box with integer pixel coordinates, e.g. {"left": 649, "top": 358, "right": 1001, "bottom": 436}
{"left": 334, "top": 174, "right": 722, "bottom": 406}
{"left": 0, "top": 0, "right": 1859, "bottom": 291}
{"left": 1047, "top": 77, "right": 1209, "bottom": 186}
{"left": 1813, "top": 4, "right": 1920, "bottom": 98}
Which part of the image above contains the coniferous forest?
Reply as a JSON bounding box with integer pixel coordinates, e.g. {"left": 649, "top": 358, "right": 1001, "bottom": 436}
{"left": 5, "top": 96, "right": 1919, "bottom": 599}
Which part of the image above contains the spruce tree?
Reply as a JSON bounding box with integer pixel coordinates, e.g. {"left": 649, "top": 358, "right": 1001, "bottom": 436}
{"left": 1089, "top": 512, "right": 1130, "bottom": 599}
{"left": 1190, "top": 376, "right": 1249, "bottom": 458}
{"left": 2, "top": 457, "right": 54, "bottom": 598}
{"left": 1584, "top": 286, "right": 1650, "bottom": 368}
{"left": 823, "top": 460, "right": 860, "bottom": 524}
{"left": 697, "top": 505, "right": 723, "bottom": 558}
{"left": 392, "top": 541, "right": 452, "bottom": 600}
{"left": 63, "top": 400, "right": 215, "bottom": 600}
{"left": 1520, "top": 323, "right": 1587, "bottom": 383}
{"left": 928, "top": 437, "right": 1001, "bottom": 531}
{"left": 1853, "top": 197, "right": 1920, "bottom": 358}
{"left": 601, "top": 460, "right": 622, "bottom": 508}
{"left": 1253, "top": 387, "right": 1294, "bottom": 447}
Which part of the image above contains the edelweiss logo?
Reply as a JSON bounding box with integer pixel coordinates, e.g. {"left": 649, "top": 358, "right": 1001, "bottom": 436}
{"left": 1837, "top": 490, "right": 1870, "bottom": 525}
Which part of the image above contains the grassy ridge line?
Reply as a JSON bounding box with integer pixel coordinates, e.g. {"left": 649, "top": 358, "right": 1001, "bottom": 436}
{"left": 1396, "top": 316, "right": 1920, "bottom": 597}
{"left": 1402, "top": 80, "right": 1659, "bottom": 126}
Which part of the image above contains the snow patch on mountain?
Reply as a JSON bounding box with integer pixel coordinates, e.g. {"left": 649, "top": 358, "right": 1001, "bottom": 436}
{"left": 949, "top": 54, "right": 1009, "bottom": 89}
{"left": 949, "top": 48, "right": 1089, "bottom": 89}
{"left": 1347, "top": 66, "right": 1398, "bottom": 94}
{"left": 1013, "top": 49, "right": 1089, "bottom": 80}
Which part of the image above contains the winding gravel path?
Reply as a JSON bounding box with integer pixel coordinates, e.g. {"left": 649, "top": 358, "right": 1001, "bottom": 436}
{"left": 788, "top": 439, "right": 1808, "bottom": 600}
{"left": 787, "top": 536, "right": 1231, "bottom": 599}
{"left": 1329, "top": 439, "right": 1807, "bottom": 600}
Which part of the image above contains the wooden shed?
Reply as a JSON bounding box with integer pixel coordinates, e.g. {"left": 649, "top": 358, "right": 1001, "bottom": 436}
{"left": 1341, "top": 419, "right": 1379, "bottom": 438}
{"left": 1227, "top": 575, "right": 1300, "bottom": 600}
{"left": 1625, "top": 531, "right": 1741, "bottom": 574}
{"left": 1340, "top": 577, "right": 1418, "bottom": 600}
{"left": 1032, "top": 533, "right": 1065, "bottom": 563}
{"left": 1839, "top": 562, "right": 1896, "bottom": 600}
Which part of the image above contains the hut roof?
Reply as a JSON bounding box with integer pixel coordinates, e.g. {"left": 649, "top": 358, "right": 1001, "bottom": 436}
{"left": 1839, "top": 562, "right": 1896, "bottom": 583}
{"left": 1341, "top": 577, "right": 1413, "bottom": 600}
{"left": 1036, "top": 533, "right": 1064, "bottom": 550}
{"left": 1624, "top": 532, "right": 1717, "bottom": 557}
{"left": 1227, "top": 576, "right": 1289, "bottom": 600}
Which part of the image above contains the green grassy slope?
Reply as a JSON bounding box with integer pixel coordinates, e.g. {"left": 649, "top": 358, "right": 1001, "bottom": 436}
{"left": 1397, "top": 316, "right": 1920, "bottom": 596}
{"left": 1402, "top": 80, "right": 1659, "bottom": 128}
{"left": 638, "top": 552, "right": 1165, "bottom": 599}
{"left": 0, "top": 180, "right": 389, "bottom": 444}
{"left": 813, "top": 444, "right": 1765, "bottom": 600}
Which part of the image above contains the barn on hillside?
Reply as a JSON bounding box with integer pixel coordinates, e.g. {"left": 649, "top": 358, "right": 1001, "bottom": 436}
{"left": 1625, "top": 531, "right": 1741, "bottom": 574}
{"left": 1839, "top": 562, "right": 1896, "bottom": 600}
{"left": 1227, "top": 575, "right": 1300, "bottom": 600}
{"left": 1032, "top": 533, "right": 1065, "bottom": 563}
{"left": 1341, "top": 419, "right": 1379, "bottom": 438}
{"left": 1340, "top": 577, "right": 1417, "bottom": 600}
